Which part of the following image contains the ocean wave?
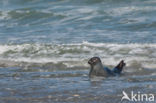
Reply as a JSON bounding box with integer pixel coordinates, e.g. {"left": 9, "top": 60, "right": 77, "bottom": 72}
{"left": 0, "top": 9, "right": 66, "bottom": 27}
{"left": 0, "top": 10, "right": 10, "bottom": 20}
{"left": 0, "top": 42, "right": 155, "bottom": 69}
{"left": 107, "top": 6, "right": 156, "bottom": 16}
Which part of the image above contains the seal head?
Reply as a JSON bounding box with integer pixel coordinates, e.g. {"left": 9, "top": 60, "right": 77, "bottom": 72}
{"left": 88, "top": 57, "right": 108, "bottom": 77}
{"left": 88, "top": 57, "right": 101, "bottom": 66}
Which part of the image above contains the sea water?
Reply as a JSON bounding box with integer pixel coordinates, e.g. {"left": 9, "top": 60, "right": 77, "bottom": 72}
{"left": 0, "top": 0, "right": 156, "bottom": 103}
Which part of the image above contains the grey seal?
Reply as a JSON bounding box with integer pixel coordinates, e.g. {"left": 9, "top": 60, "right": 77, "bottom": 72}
{"left": 88, "top": 57, "right": 126, "bottom": 77}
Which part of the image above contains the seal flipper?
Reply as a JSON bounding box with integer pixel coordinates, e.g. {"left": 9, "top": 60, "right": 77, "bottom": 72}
{"left": 113, "top": 60, "right": 126, "bottom": 74}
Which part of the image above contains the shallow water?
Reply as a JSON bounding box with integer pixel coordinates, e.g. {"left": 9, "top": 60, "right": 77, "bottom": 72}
{"left": 0, "top": 0, "right": 156, "bottom": 103}
{"left": 0, "top": 66, "right": 156, "bottom": 103}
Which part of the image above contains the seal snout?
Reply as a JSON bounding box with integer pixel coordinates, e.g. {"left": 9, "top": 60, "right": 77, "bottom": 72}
{"left": 88, "top": 59, "right": 92, "bottom": 64}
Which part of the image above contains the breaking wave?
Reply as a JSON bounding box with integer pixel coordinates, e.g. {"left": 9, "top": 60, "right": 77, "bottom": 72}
{"left": 0, "top": 42, "right": 155, "bottom": 69}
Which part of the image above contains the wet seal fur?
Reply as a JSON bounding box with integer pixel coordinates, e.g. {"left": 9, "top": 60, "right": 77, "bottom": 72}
{"left": 88, "top": 57, "right": 126, "bottom": 77}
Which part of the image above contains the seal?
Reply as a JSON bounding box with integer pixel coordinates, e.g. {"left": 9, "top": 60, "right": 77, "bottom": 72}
{"left": 88, "top": 57, "right": 126, "bottom": 77}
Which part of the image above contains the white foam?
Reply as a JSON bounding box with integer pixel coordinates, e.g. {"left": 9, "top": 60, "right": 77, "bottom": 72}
{"left": 0, "top": 10, "right": 10, "bottom": 20}
{"left": 77, "top": 15, "right": 94, "bottom": 20}
{"left": 107, "top": 6, "right": 156, "bottom": 16}
{"left": 77, "top": 7, "right": 96, "bottom": 14}
{"left": 107, "top": 6, "right": 138, "bottom": 16}
{"left": 0, "top": 42, "right": 155, "bottom": 68}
